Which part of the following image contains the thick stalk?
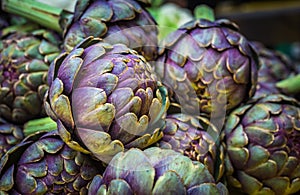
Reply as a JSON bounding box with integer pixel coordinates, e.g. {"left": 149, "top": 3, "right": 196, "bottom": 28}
{"left": 23, "top": 117, "right": 57, "bottom": 137}
{"left": 1, "top": 0, "right": 73, "bottom": 33}
{"left": 276, "top": 74, "right": 300, "bottom": 94}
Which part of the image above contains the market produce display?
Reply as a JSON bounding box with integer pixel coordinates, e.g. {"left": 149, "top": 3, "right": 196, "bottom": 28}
{"left": 0, "top": 0, "right": 300, "bottom": 194}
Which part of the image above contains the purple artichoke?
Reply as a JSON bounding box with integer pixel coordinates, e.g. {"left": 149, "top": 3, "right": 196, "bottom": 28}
{"left": 0, "top": 130, "right": 104, "bottom": 194}
{"left": 0, "top": 25, "right": 61, "bottom": 124}
{"left": 45, "top": 37, "right": 169, "bottom": 163}
{"left": 63, "top": 0, "right": 158, "bottom": 61}
{"left": 87, "top": 147, "right": 228, "bottom": 194}
{"left": 157, "top": 113, "right": 225, "bottom": 181}
{"left": 251, "top": 41, "right": 298, "bottom": 99}
{"left": 154, "top": 19, "right": 258, "bottom": 118}
{"left": 224, "top": 94, "right": 300, "bottom": 194}
{"left": 0, "top": 117, "right": 24, "bottom": 158}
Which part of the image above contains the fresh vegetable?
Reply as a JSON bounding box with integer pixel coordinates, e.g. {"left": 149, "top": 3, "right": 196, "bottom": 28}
{"left": 45, "top": 37, "right": 169, "bottom": 163}
{"left": 2, "top": 0, "right": 158, "bottom": 61}
{"left": 157, "top": 113, "right": 225, "bottom": 181}
{"left": 154, "top": 19, "right": 259, "bottom": 119}
{"left": 0, "top": 130, "right": 104, "bottom": 194}
{"left": 86, "top": 147, "right": 228, "bottom": 194}
{"left": 251, "top": 41, "right": 299, "bottom": 99}
{"left": 224, "top": 94, "right": 300, "bottom": 194}
{"left": 0, "top": 24, "right": 61, "bottom": 124}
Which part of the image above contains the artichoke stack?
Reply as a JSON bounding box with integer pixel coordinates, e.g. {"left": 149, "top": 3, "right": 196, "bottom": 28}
{"left": 224, "top": 94, "right": 300, "bottom": 194}
{"left": 154, "top": 19, "right": 259, "bottom": 118}
{"left": 0, "top": 24, "right": 61, "bottom": 124}
{"left": 86, "top": 147, "right": 228, "bottom": 194}
{"left": 1, "top": 1, "right": 300, "bottom": 194}
{"left": 157, "top": 113, "right": 225, "bottom": 181}
{"left": 0, "top": 130, "right": 105, "bottom": 194}
{"left": 45, "top": 37, "right": 169, "bottom": 163}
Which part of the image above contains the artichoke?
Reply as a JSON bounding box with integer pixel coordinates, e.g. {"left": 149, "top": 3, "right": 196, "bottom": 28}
{"left": 86, "top": 147, "right": 228, "bottom": 194}
{"left": 224, "top": 94, "right": 300, "bottom": 194}
{"left": 0, "top": 25, "right": 61, "bottom": 124}
{"left": 154, "top": 19, "right": 258, "bottom": 118}
{"left": 251, "top": 41, "right": 298, "bottom": 99}
{"left": 2, "top": 0, "right": 159, "bottom": 61}
{"left": 45, "top": 37, "right": 169, "bottom": 163}
{"left": 0, "top": 117, "right": 24, "bottom": 158}
{"left": 157, "top": 113, "right": 225, "bottom": 181}
{"left": 65, "top": 0, "right": 158, "bottom": 60}
{"left": 0, "top": 130, "right": 104, "bottom": 194}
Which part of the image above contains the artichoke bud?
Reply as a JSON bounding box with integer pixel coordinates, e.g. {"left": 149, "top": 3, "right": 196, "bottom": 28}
{"left": 0, "top": 24, "right": 61, "bottom": 124}
{"left": 46, "top": 37, "right": 169, "bottom": 164}
{"left": 87, "top": 147, "right": 229, "bottom": 194}
{"left": 224, "top": 94, "right": 300, "bottom": 194}
{"left": 0, "top": 130, "right": 104, "bottom": 194}
{"left": 154, "top": 18, "right": 259, "bottom": 119}
{"left": 63, "top": 0, "right": 158, "bottom": 61}
{"left": 157, "top": 113, "right": 225, "bottom": 181}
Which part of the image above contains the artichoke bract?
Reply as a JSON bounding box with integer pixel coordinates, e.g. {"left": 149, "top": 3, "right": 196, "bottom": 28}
{"left": 87, "top": 147, "right": 228, "bottom": 194}
{"left": 251, "top": 41, "right": 299, "bottom": 99}
{"left": 154, "top": 19, "right": 258, "bottom": 118}
{"left": 0, "top": 130, "right": 104, "bottom": 194}
{"left": 157, "top": 113, "right": 225, "bottom": 181}
{"left": 63, "top": 0, "right": 158, "bottom": 61}
{"left": 45, "top": 37, "right": 169, "bottom": 163}
{"left": 0, "top": 117, "right": 24, "bottom": 158}
{"left": 0, "top": 25, "right": 61, "bottom": 124}
{"left": 224, "top": 94, "right": 300, "bottom": 194}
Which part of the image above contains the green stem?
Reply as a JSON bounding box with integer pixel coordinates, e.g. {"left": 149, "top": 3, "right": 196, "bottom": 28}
{"left": 23, "top": 117, "right": 57, "bottom": 137}
{"left": 194, "top": 4, "right": 215, "bottom": 21}
{"left": 276, "top": 74, "right": 300, "bottom": 94}
{"left": 1, "top": 0, "right": 73, "bottom": 33}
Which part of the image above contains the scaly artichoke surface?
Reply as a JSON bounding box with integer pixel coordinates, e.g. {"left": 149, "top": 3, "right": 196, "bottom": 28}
{"left": 63, "top": 0, "right": 158, "bottom": 61}
{"left": 86, "top": 147, "right": 228, "bottom": 194}
{"left": 251, "top": 41, "right": 298, "bottom": 99}
{"left": 45, "top": 37, "right": 169, "bottom": 163}
{"left": 154, "top": 19, "right": 258, "bottom": 118}
{"left": 224, "top": 94, "right": 300, "bottom": 195}
{"left": 157, "top": 113, "right": 225, "bottom": 181}
{"left": 0, "top": 25, "right": 61, "bottom": 124}
{"left": 0, "top": 117, "right": 23, "bottom": 158}
{"left": 0, "top": 130, "right": 104, "bottom": 194}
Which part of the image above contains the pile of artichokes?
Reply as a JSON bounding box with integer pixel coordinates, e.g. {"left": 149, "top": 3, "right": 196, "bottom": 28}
{"left": 0, "top": 0, "right": 299, "bottom": 194}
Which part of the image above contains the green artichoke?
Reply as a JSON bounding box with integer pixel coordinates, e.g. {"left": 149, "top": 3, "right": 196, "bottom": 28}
{"left": 86, "top": 147, "right": 228, "bottom": 194}
{"left": 154, "top": 19, "right": 258, "bottom": 118}
{"left": 251, "top": 41, "right": 298, "bottom": 99}
{"left": 45, "top": 37, "right": 169, "bottom": 163}
{"left": 0, "top": 117, "right": 24, "bottom": 158}
{"left": 224, "top": 94, "right": 300, "bottom": 194}
{"left": 0, "top": 130, "right": 104, "bottom": 194}
{"left": 0, "top": 25, "right": 61, "bottom": 124}
{"left": 157, "top": 113, "right": 225, "bottom": 181}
